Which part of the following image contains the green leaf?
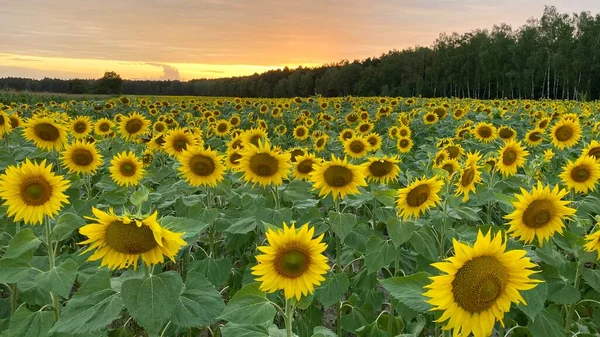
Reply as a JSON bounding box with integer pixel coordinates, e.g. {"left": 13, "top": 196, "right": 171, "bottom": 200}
{"left": 380, "top": 272, "right": 432, "bottom": 312}
{"left": 582, "top": 267, "right": 600, "bottom": 293}
{"left": 311, "top": 326, "right": 337, "bottom": 337}
{"left": 4, "top": 228, "right": 41, "bottom": 259}
{"left": 365, "top": 236, "right": 396, "bottom": 274}
{"left": 188, "top": 258, "right": 232, "bottom": 287}
{"left": 50, "top": 271, "right": 124, "bottom": 334}
{"left": 187, "top": 206, "right": 219, "bottom": 226}
{"left": 546, "top": 276, "right": 580, "bottom": 305}
{"left": 526, "top": 305, "right": 564, "bottom": 337}
{"left": 161, "top": 216, "right": 210, "bottom": 239}
{"left": 0, "top": 258, "right": 35, "bottom": 283}
{"left": 53, "top": 213, "right": 86, "bottom": 241}
{"left": 121, "top": 271, "right": 183, "bottom": 336}
{"left": 8, "top": 307, "right": 55, "bottom": 337}
{"left": 257, "top": 207, "right": 293, "bottom": 227}
{"left": 220, "top": 323, "right": 269, "bottom": 337}
{"left": 35, "top": 258, "right": 78, "bottom": 298}
{"left": 328, "top": 211, "right": 356, "bottom": 241}
{"left": 315, "top": 273, "right": 349, "bottom": 309}
{"left": 218, "top": 283, "right": 276, "bottom": 326}
{"left": 372, "top": 189, "right": 397, "bottom": 207}
{"left": 386, "top": 218, "right": 415, "bottom": 248}
{"left": 517, "top": 276, "right": 547, "bottom": 322}
{"left": 409, "top": 226, "right": 437, "bottom": 261}
{"left": 171, "top": 272, "right": 224, "bottom": 328}
{"left": 129, "top": 185, "right": 149, "bottom": 207}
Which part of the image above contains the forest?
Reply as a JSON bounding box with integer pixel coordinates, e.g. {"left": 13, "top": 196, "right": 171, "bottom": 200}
{"left": 1, "top": 6, "right": 600, "bottom": 100}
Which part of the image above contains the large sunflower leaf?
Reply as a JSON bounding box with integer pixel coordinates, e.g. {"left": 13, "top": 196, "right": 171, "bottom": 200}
{"left": 380, "top": 272, "right": 432, "bottom": 312}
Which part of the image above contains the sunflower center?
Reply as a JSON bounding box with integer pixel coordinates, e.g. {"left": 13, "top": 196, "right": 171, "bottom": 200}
{"left": 555, "top": 125, "right": 573, "bottom": 141}
{"left": 399, "top": 129, "right": 408, "bottom": 137}
{"left": 125, "top": 119, "right": 143, "bottom": 134}
{"left": 0, "top": 115, "right": 4, "bottom": 125}
{"left": 105, "top": 221, "right": 158, "bottom": 254}
{"left": 249, "top": 135, "right": 262, "bottom": 146}
{"left": 342, "top": 132, "right": 353, "bottom": 140}
{"left": 522, "top": 199, "right": 554, "bottom": 228}
{"left": 316, "top": 138, "right": 325, "bottom": 147}
{"left": 324, "top": 165, "right": 353, "bottom": 187}
{"left": 34, "top": 123, "right": 60, "bottom": 141}
{"left": 369, "top": 160, "right": 392, "bottom": 177}
{"left": 499, "top": 128, "right": 514, "bottom": 139}
{"left": 359, "top": 124, "right": 369, "bottom": 132}
{"left": 350, "top": 141, "right": 365, "bottom": 153}
{"left": 297, "top": 159, "right": 314, "bottom": 174}
{"left": 229, "top": 152, "right": 242, "bottom": 165}
{"left": 442, "top": 163, "right": 456, "bottom": 175}
{"left": 99, "top": 122, "right": 110, "bottom": 132}
{"left": 461, "top": 168, "right": 475, "bottom": 187}
{"left": 276, "top": 249, "right": 310, "bottom": 278}
{"left": 399, "top": 139, "right": 409, "bottom": 148}
{"left": 20, "top": 177, "right": 52, "bottom": 206}
{"left": 529, "top": 132, "right": 541, "bottom": 141}
{"left": 155, "top": 123, "right": 165, "bottom": 132}
{"left": 290, "top": 149, "right": 304, "bottom": 162}
{"left": 71, "top": 149, "right": 94, "bottom": 166}
{"left": 120, "top": 162, "right": 137, "bottom": 177}
{"left": 217, "top": 123, "right": 228, "bottom": 133}
{"left": 446, "top": 146, "right": 460, "bottom": 159}
{"left": 588, "top": 147, "right": 600, "bottom": 159}
{"left": 296, "top": 128, "right": 306, "bottom": 137}
{"left": 74, "top": 122, "right": 87, "bottom": 133}
{"left": 189, "top": 154, "right": 215, "bottom": 176}
{"left": 452, "top": 255, "right": 507, "bottom": 313}
{"left": 249, "top": 153, "right": 279, "bottom": 177}
{"left": 570, "top": 165, "right": 590, "bottom": 183}
{"left": 478, "top": 127, "right": 492, "bottom": 138}
{"left": 367, "top": 137, "right": 378, "bottom": 147}
{"left": 502, "top": 149, "right": 517, "bottom": 165}
{"left": 406, "top": 184, "right": 430, "bottom": 207}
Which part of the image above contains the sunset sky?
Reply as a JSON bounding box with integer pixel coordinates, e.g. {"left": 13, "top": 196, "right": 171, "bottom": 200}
{"left": 1, "top": 0, "right": 599, "bottom": 81}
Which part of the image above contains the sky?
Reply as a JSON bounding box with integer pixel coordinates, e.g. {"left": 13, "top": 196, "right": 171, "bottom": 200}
{"left": 0, "top": 0, "right": 599, "bottom": 81}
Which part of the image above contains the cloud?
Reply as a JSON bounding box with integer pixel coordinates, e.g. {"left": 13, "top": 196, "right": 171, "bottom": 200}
{"left": 146, "top": 63, "right": 180, "bottom": 80}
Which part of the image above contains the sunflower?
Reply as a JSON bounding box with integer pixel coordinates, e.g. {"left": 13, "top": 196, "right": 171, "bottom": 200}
{"left": 424, "top": 230, "right": 541, "bottom": 337}
{"left": 94, "top": 118, "right": 114, "bottom": 136}
{"left": 497, "top": 126, "right": 516, "bottom": 142}
{"left": 442, "top": 144, "right": 465, "bottom": 160}
{"left": 70, "top": 116, "right": 92, "bottom": 139}
{"left": 397, "top": 125, "right": 411, "bottom": 138}
{"left": 119, "top": 112, "right": 150, "bottom": 141}
{"left": 310, "top": 155, "right": 366, "bottom": 200}
{"left": 79, "top": 208, "right": 186, "bottom": 270}
{"left": 559, "top": 155, "right": 600, "bottom": 193}
{"left": 109, "top": 151, "right": 145, "bottom": 187}
{"left": 423, "top": 112, "right": 438, "bottom": 125}
{"left": 226, "top": 148, "right": 243, "bottom": 171}
{"left": 0, "top": 110, "right": 13, "bottom": 137}
{"left": 292, "top": 153, "right": 322, "bottom": 180}
{"left": 339, "top": 128, "right": 355, "bottom": 143}
{"left": 0, "top": 159, "right": 70, "bottom": 225}
{"left": 23, "top": 116, "right": 68, "bottom": 151}
{"left": 505, "top": 181, "right": 575, "bottom": 245}
{"left": 289, "top": 147, "right": 306, "bottom": 163}
{"left": 472, "top": 122, "right": 497, "bottom": 143}
{"left": 178, "top": 146, "right": 225, "bottom": 187}
{"left": 523, "top": 129, "right": 544, "bottom": 147}
{"left": 397, "top": 137, "right": 413, "bottom": 154}
{"left": 141, "top": 150, "right": 154, "bottom": 168}
{"left": 152, "top": 121, "right": 167, "bottom": 134}
{"left": 537, "top": 117, "right": 551, "bottom": 130}
{"left": 8, "top": 114, "right": 22, "bottom": 129}
{"left": 455, "top": 158, "right": 482, "bottom": 202}
{"left": 582, "top": 140, "right": 600, "bottom": 161}
{"left": 252, "top": 223, "right": 328, "bottom": 300}
{"left": 243, "top": 127, "right": 268, "bottom": 147}
{"left": 438, "top": 158, "right": 460, "bottom": 176}
{"left": 550, "top": 119, "right": 581, "bottom": 149}
{"left": 163, "top": 129, "right": 197, "bottom": 158}
{"left": 362, "top": 156, "right": 400, "bottom": 184}
{"left": 496, "top": 140, "right": 529, "bottom": 177}
{"left": 343, "top": 136, "right": 370, "bottom": 159}
{"left": 214, "top": 120, "right": 231, "bottom": 137}
{"left": 314, "top": 135, "right": 328, "bottom": 152}
{"left": 239, "top": 140, "right": 291, "bottom": 187}
{"left": 60, "top": 140, "right": 103, "bottom": 175}
{"left": 365, "top": 132, "right": 382, "bottom": 151}
{"left": 147, "top": 134, "right": 166, "bottom": 152}
{"left": 396, "top": 176, "right": 444, "bottom": 220}
{"left": 584, "top": 225, "right": 600, "bottom": 259}
{"left": 356, "top": 121, "right": 374, "bottom": 134}
{"left": 293, "top": 125, "right": 310, "bottom": 141}
{"left": 543, "top": 149, "right": 555, "bottom": 162}
{"left": 388, "top": 126, "right": 399, "bottom": 139}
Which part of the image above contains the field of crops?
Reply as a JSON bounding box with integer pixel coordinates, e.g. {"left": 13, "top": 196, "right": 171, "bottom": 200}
{"left": 0, "top": 96, "right": 599, "bottom": 337}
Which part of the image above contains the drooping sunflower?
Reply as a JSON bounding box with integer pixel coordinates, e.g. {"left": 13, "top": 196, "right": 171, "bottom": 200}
{"left": 343, "top": 136, "right": 370, "bottom": 159}
{"left": 397, "top": 136, "right": 413, "bottom": 154}
{"left": 505, "top": 181, "right": 576, "bottom": 245}
{"left": 214, "top": 120, "right": 231, "bottom": 137}
{"left": 94, "top": 118, "right": 114, "bottom": 136}
{"left": 60, "top": 140, "right": 103, "bottom": 175}
{"left": 163, "top": 128, "right": 197, "bottom": 158}
{"left": 559, "top": 155, "right": 600, "bottom": 194}
{"left": 109, "top": 151, "right": 145, "bottom": 187}
{"left": 293, "top": 125, "right": 310, "bottom": 141}
{"left": 550, "top": 119, "right": 581, "bottom": 149}
{"left": 239, "top": 140, "right": 291, "bottom": 187}
{"left": 472, "top": 122, "right": 497, "bottom": 143}
{"left": 584, "top": 225, "right": 600, "bottom": 259}
{"left": 424, "top": 230, "right": 541, "bottom": 337}
{"left": 0, "top": 159, "right": 70, "bottom": 225}
{"left": 310, "top": 155, "right": 367, "bottom": 200}
{"left": 455, "top": 156, "right": 483, "bottom": 202}
{"left": 396, "top": 176, "right": 444, "bottom": 220}
{"left": 178, "top": 146, "right": 225, "bottom": 187}
{"left": 314, "top": 135, "right": 328, "bottom": 152}
{"left": 79, "top": 208, "right": 186, "bottom": 270}
{"left": 496, "top": 140, "right": 529, "bottom": 177}
{"left": 252, "top": 223, "right": 329, "bottom": 300}
{"left": 119, "top": 112, "right": 150, "bottom": 141}
{"left": 423, "top": 112, "right": 439, "bottom": 125}
{"left": 292, "top": 153, "right": 322, "bottom": 180}
{"left": 582, "top": 140, "right": 600, "bottom": 161}
{"left": 70, "top": 116, "right": 92, "bottom": 139}
{"left": 362, "top": 156, "right": 400, "bottom": 184}
{"left": 23, "top": 116, "right": 68, "bottom": 151}
{"left": 0, "top": 110, "right": 13, "bottom": 138}
{"left": 365, "top": 132, "right": 382, "bottom": 151}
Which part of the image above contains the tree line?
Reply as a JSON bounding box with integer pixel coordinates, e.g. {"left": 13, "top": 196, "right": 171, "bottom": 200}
{"left": 2, "top": 6, "right": 600, "bottom": 100}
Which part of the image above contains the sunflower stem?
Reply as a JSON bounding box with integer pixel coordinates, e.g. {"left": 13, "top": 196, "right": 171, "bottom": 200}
{"left": 564, "top": 262, "right": 583, "bottom": 334}
{"left": 336, "top": 302, "right": 342, "bottom": 337}
{"left": 486, "top": 170, "right": 496, "bottom": 225}
{"left": 284, "top": 298, "right": 295, "bottom": 337}
{"left": 44, "top": 217, "right": 60, "bottom": 320}
{"left": 270, "top": 185, "right": 280, "bottom": 210}
{"left": 206, "top": 188, "right": 216, "bottom": 257}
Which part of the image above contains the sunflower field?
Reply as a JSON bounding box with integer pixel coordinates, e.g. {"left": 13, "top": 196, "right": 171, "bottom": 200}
{"left": 0, "top": 96, "right": 600, "bottom": 337}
